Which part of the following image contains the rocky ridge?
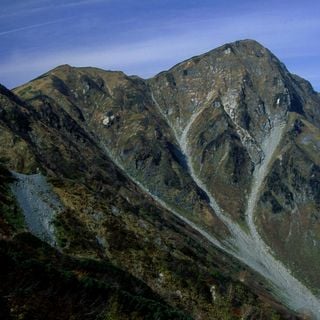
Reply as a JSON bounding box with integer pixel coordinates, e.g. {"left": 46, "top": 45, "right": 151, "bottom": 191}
{"left": 1, "top": 39, "right": 320, "bottom": 319}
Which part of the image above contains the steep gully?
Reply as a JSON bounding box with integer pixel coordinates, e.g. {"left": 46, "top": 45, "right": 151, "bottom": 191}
{"left": 149, "top": 92, "right": 320, "bottom": 318}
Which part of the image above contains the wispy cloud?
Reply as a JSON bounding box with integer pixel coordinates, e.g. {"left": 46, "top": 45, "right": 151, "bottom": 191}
{"left": 58, "top": 0, "right": 107, "bottom": 8}
{"left": 0, "top": 0, "right": 108, "bottom": 18}
{"left": 0, "top": 18, "right": 71, "bottom": 36}
{"left": 0, "top": 36, "right": 194, "bottom": 76}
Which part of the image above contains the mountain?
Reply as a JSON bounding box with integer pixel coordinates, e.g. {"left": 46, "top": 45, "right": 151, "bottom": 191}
{"left": 0, "top": 39, "right": 319, "bottom": 319}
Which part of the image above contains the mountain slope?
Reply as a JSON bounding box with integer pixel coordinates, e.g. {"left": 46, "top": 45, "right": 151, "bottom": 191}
{"left": 13, "top": 65, "right": 229, "bottom": 239}
{"left": 1, "top": 39, "right": 319, "bottom": 319}
{"left": 149, "top": 39, "right": 320, "bottom": 296}
{"left": 0, "top": 77, "right": 291, "bottom": 319}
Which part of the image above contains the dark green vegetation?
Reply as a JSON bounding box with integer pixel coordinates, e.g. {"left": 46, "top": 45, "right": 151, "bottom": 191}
{"left": 0, "top": 161, "right": 291, "bottom": 319}
{"left": 0, "top": 163, "right": 25, "bottom": 236}
{"left": 0, "top": 233, "right": 191, "bottom": 320}
{"left": 1, "top": 39, "right": 319, "bottom": 319}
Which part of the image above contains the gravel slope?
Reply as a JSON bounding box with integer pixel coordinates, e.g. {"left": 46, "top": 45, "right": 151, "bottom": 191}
{"left": 10, "top": 172, "right": 63, "bottom": 246}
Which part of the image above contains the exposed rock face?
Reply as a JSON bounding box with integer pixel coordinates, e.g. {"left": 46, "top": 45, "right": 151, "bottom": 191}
{"left": 1, "top": 39, "right": 320, "bottom": 319}
{"left": 149, "top": 40, "right": 311, "bottom": 221}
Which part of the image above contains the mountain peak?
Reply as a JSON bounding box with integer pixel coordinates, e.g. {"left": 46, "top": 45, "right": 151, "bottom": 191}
{"left": 223, "top": 39, "right": 279, "bottom": 62}
{"left": 52, "top": 64, "right": 73, "bottom": 71}
{"left": 227, "top": 38, "right": 266, "bottom": 49}
{"left": 2, "top": 39, "right": 320, "bottom": 319}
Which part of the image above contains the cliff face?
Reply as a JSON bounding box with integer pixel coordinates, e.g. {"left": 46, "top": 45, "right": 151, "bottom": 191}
{"left": 1, "top": 39, "right": 319, "bottom": 319}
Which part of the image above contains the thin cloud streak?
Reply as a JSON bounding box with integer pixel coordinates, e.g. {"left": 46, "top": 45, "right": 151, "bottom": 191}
{"left": 0, "top": 36, "right": 196, "bottom": 75}
{"left": 0, "top": 18, "right": 72, "bottom": 36}
{"left": 0, "top": 0, "right": 107, "bottom": 18}
{"left": 58, "top": 0, "right": 107, "bottom": 9}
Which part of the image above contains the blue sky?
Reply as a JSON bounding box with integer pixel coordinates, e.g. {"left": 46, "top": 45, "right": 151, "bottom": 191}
{"left": 0, "top": 0, "right": 319, "bottom": 90}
